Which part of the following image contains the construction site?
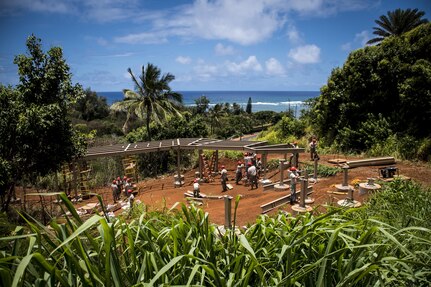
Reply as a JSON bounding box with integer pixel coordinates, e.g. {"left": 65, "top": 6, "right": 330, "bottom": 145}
{"left": 13, "top": 138, "right": 431, "bottom": 227}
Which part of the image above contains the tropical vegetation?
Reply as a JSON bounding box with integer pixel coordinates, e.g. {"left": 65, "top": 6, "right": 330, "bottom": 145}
{"left": 1, "top": 9, "right": 431, "bottom": 287}
{"left": 1, "top": 179, "right": 430, "bottom": 286}
{"left": 0, "top": 35, "right": 85, "bottom": 212}
{"left": 367, "top": 8, "right": 428, "bottom": 45}
{"left": 110, "top": 64, "right": 183, "bottom": 140}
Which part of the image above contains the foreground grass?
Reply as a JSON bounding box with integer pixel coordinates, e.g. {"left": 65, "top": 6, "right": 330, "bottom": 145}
{"left": 0, "top": 179, "right": 430, "bottom": 286}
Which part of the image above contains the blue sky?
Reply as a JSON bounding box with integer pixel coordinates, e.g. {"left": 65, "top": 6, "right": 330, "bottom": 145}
{"left": 0, "top": 0, "right": 429, "bottom": 92}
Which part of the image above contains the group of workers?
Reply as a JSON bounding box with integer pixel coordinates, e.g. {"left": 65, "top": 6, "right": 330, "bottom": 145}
{"left": 116, "top": 138, "right": 320, "bottom": 204}
{"left": 111, "top": 176, "right": 135, "bottom": 203}
{"left": 234, "top": 159, "right": 261, "bottom": 189}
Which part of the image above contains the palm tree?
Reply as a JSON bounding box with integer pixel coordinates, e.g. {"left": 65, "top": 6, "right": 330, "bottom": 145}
{"left": 367, "top": 8, "right": 428, "bottom": 45}
{"left": 111, "top": 63, "right": 183, "bottom": 140}
{"left": 208, "top": 104, "right": 225, "bottom": 135}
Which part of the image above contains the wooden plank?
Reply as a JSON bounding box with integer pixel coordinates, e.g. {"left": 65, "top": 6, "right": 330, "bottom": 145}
{"left": 346, "top": 157, "right": 395, "bottom": 168}
{"left": 328, "top": 159, "right": 346, "bottom": 164}
{"left": 260, "top": 190, "right": 313, "bottom": 214}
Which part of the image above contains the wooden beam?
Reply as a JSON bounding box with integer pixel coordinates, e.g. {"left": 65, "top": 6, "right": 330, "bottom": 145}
{"left": 260, "top": 190, "right": 313, "bottom": 214}
{"left": 346, "top": 157, "right": 395, "bottom": 168}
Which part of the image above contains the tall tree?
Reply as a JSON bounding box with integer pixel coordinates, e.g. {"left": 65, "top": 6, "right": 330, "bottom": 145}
{"left": 72, "top": 88, "right": 110, "bottom": 121}
{"left": 310, "top": 23, "right": 431, "bottom": 153}
{"left": 194, "top": 95, "right": 210, "bottom": 115}
{"left": 246, "top": 97, "right": 252, "bottom": 114}
{"left": 0, "top": 35, "right": 84, "bottom": 211}
{"left": 367, "top": 8, "right": 428, "bottom": 45}
{"left": 111, "top": 64, "right": 183, "bottom": 140}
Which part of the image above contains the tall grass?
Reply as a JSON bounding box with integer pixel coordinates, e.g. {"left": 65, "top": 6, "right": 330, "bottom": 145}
{"left": 1, "top": 181, "right": 430, "bottom": 286}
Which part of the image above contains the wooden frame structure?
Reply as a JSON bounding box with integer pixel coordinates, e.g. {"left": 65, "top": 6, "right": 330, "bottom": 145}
{"left": 85, "top": 138, "right": 305, "bottom": 186}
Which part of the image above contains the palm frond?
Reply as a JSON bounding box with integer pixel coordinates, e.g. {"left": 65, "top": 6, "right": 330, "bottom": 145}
{"left": 368, "top": 8, "right": 427, "bottom": 45}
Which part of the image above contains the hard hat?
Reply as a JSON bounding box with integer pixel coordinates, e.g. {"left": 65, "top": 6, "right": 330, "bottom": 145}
{"left": 290, "top": 167, "right": 297, "bottom": 171}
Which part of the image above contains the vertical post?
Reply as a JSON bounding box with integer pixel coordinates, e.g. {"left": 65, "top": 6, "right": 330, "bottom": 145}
{"left": 224, "top": 196, "right": 232, "bottom": 229}
{"left": 292, "top": 153, "right": 297, "bottom": 167}
{"left": 342, "top": 165, "right": 349, "bottom": 187}
{"left": 262, "top": 153, "right": 268, "bottom": 180}
{"left": 72, "top": 161, "right": 78, "bottom": 199}
{"left": 176, "top": 148, "right": 182, "bottom": 187}
{"left": 214, "top": 150, "right": 219, "bottom": 172}
{"left": 348, "top": 187, "right": 354, "bottom": 201}
{"left": 198, "top": 149, "right": 203, "bottom": 180}
{"left": 313, "top": 158, "right": 318, "bottom": 180}
{"left": 279, "top": 159, "right": 286, "bottom": 184}
{"left": 300, "top": 178, "right": 307, "bottom": 208}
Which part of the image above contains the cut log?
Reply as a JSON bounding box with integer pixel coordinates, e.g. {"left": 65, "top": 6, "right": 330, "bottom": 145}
{"left": 346, "top": 157, "right": 395, "bottom": 168}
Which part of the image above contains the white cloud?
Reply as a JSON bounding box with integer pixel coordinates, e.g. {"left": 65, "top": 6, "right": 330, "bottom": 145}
{"left": 214, "top": 43, "right": 234, "bottom": 56}
{"left": 193, "top": 63, "right": 219, "bottom": 80}
{"left": 114, "top": 32, "right": 168, "bottom": 44}
{"left": 281, "top": 0, "right": 372, "bottom": 16}
{"left": 341, "top": 42, "right": 351, "bottom": 51}
{"left": 176, "top": 56, "right": 192, "bottom": 64}
{"left": 287, "top": 24, "right": 301, "bottom": 43}
{"left": 355, "top": 30, "right": 370, "bottom": 46}
{"left": 288, "top": 44, "right": 320, "bottom": 64}
{"left": 341, "top": 29, "right": 370, "bottom": 51}
{"left": 1, "top": 0, "right": 73, "bottom": 14}
{"left": 226, "top": 56, "right": 262, "bottom": 75}
{"left": 265, "top": 58, "right": 285, "bottom": 76}
{"left": 166, "top": 0, "right": 284, "bottom": 45}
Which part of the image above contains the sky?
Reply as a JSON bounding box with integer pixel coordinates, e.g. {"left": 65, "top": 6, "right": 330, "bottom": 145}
{"left": 0, "top": 0, "right": 430, "bottom": 92}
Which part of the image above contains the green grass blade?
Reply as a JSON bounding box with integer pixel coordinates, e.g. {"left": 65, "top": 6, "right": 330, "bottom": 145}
{"left": 148, "top": 255, "right": 184, "bottom": 286}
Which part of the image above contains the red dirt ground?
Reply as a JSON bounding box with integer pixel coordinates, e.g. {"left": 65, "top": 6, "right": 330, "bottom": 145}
{"left": 13, "top": 154, "right": 431, "bottom": 227}
{"left": 78, "top": 154, "right": 431, "bottom": 227}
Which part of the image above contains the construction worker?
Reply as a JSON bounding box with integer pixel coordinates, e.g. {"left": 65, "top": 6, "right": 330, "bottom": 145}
{"left": 111, "top": 180, "right": 119, "bottom": 203}
{"left": 309, "top": 138, "right": 320, "bottom": 161}
{"left": 291, "top": 141, "right": 299, "bottom": 167}
{"left": 220, "top": 165, "right": 228, "bottom": 192}
{"left": 289, "top": 167, "right": 299, "bottom": 204}
{"left": 256, "top": 157, "right": 262, "bottom": 177}
{"left": 247, "top": 162, "right": 258, "bottom": 190}
{"left": 125, "top": 178, "right": 134, "bottom": 197}
{"left": 235, "top": 161, "right": 243, "bottom": 185}
{"left": 193, "top": 179, "right": 200, "bottom": 198}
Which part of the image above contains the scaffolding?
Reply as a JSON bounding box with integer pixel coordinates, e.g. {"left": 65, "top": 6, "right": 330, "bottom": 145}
{"left": 199, "top": 152, "right": 216, "bottom": 183}
{"left": 122, "top": 155, "right": 138, "bottom": 182}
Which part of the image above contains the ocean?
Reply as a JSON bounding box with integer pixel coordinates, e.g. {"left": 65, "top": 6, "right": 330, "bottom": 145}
{"left": 97, "top": 91, "right": 319, "bottom": 114}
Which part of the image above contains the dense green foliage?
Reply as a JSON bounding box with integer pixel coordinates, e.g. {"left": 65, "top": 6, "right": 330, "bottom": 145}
{"left": 1, "top": 179, "right": 430, "bottom": 286}
{"left": 0, "top": 36, "right": 85, "bottom": 212}
{"left": 72, "top": 88, "right": 110, "bottom": 121}
{"left": 308, "top": 23, "right": 431, "bottom": 157}
{"left": 258, "top": 113, "right": 307, "bottom": 144}
{"left": 367, "top": 8, "right": 428, "bottom": 45}
{"left": 246, "top": 97, "right": 252, "bottom": 114}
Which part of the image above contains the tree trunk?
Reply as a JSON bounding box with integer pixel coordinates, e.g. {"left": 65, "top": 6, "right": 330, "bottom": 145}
{"left": 1, "top": 182, "right": 15, "bottom": 212}
{"left": 146, "top": 107, "right": 152, "bottom": 141}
